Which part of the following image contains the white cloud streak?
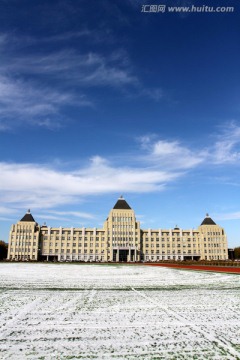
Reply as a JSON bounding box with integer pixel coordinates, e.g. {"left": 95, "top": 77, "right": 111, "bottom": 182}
{"left": 0, "top": 75, "right": 86, "bottom": 129}
{"left": 1, "top": 122, "right": 240, "bottom": 212}
{"left": 215, "top": 211, "right": 240, "bottom": 221}
{"left": 36, "top": 211, "right": 95, "bottom": 224}
{"left": 3, "top": 49, "right": 137, "bottom": 87}
{"left": 139, "top": 122, "right": 240, "bottom": 169}
{"left": 210, "top": 122, "right": 240, "bottom": 164}
{"left": 47, "top": 210, "right": 95, "bottom": 220}
{"left": 0, "top": 32, "right": 164, "bottom": 130}
{"left": 0, "top": 155, "right": 180, "bottom": 210}
{"left": 139, "top": 135, "right": 205, "bottom": 169}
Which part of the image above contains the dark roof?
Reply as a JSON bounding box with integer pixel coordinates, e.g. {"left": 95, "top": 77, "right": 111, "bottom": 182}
{"left": 200, "top": 214, "right": 216, "bottom": 226}
{"left": 20, "top": 210, "right": 35, "bottom": 222}
{"left": 113, "top": 196, "right": 131, "bottom": 210}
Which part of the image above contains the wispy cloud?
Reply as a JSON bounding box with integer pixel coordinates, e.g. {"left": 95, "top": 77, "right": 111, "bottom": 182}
{"left": 210, "top": 121, "right": 240, "bottom": 164}
{"left": 0, "top": 206, "right": 17, "bottom": 215}
{"left": 139, "top": 122, "right": 240, "bottom": 169}
{"left": 36, "top": 211, "right": 95, "bottom": 224}
{"left": 0, "top": 43, "right": 136, "bottom": 130}
{"left": 0, "top": 74, "right": 85, "bottom": 129}
{"left": 214, "top": 211, "right": 240, "bottom": 221}
{"left": 1, "top": 123, "right": 240, "bottom": 212}
{"left": 47, "top": 210, "right": 95, "bottom": 220}
{"left": 0, "top": 154, "right": 180, "bottom": 210}
{"left": 139, "top": 135, "right": 205, "bottom": 169}
{"left": 0, "top": 32, "right": 165, "bottom": 130}
{"left": 3, "top": 49, "right": 137, "bottom": 88}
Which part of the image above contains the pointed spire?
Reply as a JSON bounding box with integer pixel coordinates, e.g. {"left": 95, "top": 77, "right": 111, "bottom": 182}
{"left": 20, "top": 210, "right": 35, "bottom": 222}
{"left": 200, "top": 214, "right": 216, "bottom": 226}
{"left": 113, "top": 196, "right": 131, "bottom": 210}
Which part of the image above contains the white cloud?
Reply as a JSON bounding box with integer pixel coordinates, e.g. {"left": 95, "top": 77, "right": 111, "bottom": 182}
{"left": 210, "top": 122, "right": 240, "bottom": 164}
{"left": 1, "top": 123, "right": 240, "bottom": 213}
{"left": 0, "top": 75, "right": 91, "bottom": 130}
{"left": 153, "top": 140, "right": 205, "bottom": 168}
{"left": 0, "top": 207, "right": 17, "bottom": 215}
{"left": 139, "top": 122, "right": 240, "bottom": 170}
{"left": 47, "top": 210, "right": 95, "bottom": 220}
{"left": 0, "top": 156, "right": 180, "bottom": 210}
{"left": 0, "top": 46, "right": 135, "bottom": 130}
{"left": 0, "top": 32, "right": 167, "bottom": 130}
{"left": 0, "top": 33, "right": 137, "bottom": 131}
{"left": 3, "top": 49, "right": 137, "bottom": 88}
{"left": 214, "top": 211, "right": 240, "bottom": 221}
{"left": 139, "top": 136, "right": 205, "bottom": 169}
{"left": 36, "top": 210, "right": 95, "bottom": 224}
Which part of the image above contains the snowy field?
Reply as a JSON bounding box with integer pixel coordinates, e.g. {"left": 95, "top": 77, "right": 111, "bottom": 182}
{"left": 0, "top": 264, "right": 240, "bottom": 359}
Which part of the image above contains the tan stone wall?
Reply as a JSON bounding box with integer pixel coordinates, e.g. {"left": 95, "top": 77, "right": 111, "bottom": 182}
{"left": 141, "top": 229, "right": 202, "bottom": 261}
{"left": 198, "top": 224, "right": 228, "bottom": 260}
{"left": 7, "top": 205, "right": 228, "bottom": 262}
{"left": 7, "top": 221, "right": 40, "bottom": 261}
{"left": 104, "top": 208, "right": 141, "bottom": 261}
{"left": 41, "top": 227, "right": 106, "bottom": 262}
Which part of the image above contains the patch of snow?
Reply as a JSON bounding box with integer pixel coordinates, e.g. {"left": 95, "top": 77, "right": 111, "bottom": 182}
{"left": 0, "top": 263, "right": 239, "bottom": 359}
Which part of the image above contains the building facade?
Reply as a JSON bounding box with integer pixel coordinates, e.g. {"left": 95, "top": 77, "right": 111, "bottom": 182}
{"left": 7, "top": 197, "right": 228, "bottom": 262}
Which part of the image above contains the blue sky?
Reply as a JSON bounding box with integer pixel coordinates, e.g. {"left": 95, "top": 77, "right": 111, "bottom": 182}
{"left": 0, "top": 0, "right": 240, "bottom": 247}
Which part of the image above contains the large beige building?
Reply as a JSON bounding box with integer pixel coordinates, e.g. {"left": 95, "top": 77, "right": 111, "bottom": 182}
{"left": 7, "top": 197, "right": 228, "bottom": 262}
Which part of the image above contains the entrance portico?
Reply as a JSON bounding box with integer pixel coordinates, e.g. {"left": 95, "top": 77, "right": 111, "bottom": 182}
{"left": 113, "top": 247, "right": 137, "bottom": 262}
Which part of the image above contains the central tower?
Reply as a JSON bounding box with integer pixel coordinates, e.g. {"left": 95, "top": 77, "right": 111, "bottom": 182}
{"left": 104, "top": 196, "right": 141, "bottom": 261}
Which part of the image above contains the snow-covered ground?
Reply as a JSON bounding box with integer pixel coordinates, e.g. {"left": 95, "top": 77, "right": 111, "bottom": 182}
{"left": 0, "top": 263, "right": 239, "bottom": 359}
